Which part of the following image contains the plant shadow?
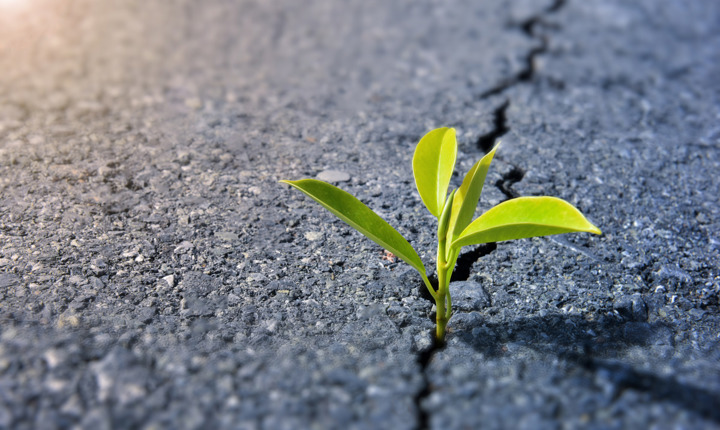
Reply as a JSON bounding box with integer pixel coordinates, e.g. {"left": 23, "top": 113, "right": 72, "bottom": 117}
{"left": 451, "top": 312, "right": 720, "bottom": 424}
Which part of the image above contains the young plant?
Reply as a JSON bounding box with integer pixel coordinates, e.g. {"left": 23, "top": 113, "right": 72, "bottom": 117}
{"left": 281, "top": 127, "right": 601, "bottom": 341}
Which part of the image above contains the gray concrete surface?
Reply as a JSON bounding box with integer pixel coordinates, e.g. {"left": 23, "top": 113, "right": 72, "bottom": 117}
{"left": 1, "top": 0, "right": 718, "bottom": 428}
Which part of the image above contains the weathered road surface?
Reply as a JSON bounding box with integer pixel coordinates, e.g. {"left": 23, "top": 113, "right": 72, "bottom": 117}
{"left": 1, "top": 0, "right": 718, "bottom": 428}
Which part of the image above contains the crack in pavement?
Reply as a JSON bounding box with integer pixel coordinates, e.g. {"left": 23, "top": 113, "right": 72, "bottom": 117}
{"left": 474, "top": 0, "right": 567, "bottom": 158}
{"left": 495, "top": 164, "right": 525, "bottom": 200}
{"left": 451, "top": 243, "right": 498, "bottom": 283}
{"left": 412, "top": 2, "right": 569, "bottom": 427}
{"left": 413, "top": 338, "right": 442, "bottom": 430}
{"left": 477, "top": 100, "right": 510, "bottom": 153}
{"left": 479, "top": 0, "right": 566, "bottom": 99}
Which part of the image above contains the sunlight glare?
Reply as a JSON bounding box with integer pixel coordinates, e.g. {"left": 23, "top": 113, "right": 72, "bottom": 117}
{"left": 0, "top": 0, "right": 30, "bottom": 9}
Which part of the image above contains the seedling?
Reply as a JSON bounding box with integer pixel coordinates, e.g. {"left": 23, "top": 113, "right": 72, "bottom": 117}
{"left": 281, "top": 127, "right": 600, "bottom": 341}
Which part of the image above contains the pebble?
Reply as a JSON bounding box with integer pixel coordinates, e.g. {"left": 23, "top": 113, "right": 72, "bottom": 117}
{"left": 174, "top": 241, "right": 193, "bottom": 254}
{"left": 162, "top": 275, "right": 175, "bottom": 287}
{"left": 317, "top": 170, "right": 350, "bottom": 182}
{"left": 43, "top": 348, "right": 66, "bottom": 369}
{"left": 414, "top": 331, "right": 433, "bottom": 351}
{"left": 215, "top": 231, "right": 238, "bottom": 242}
{"left": 449, "top": 281, "right": 491, "bottom": 311}
{"left": 57, "top": 313, "right": 81, "bottom": 329}
{"left": 304, "top": 231, "right": 323, "bottom": 241}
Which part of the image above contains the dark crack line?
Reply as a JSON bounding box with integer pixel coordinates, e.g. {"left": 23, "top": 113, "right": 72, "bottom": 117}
{"left": 413, "top": 272, "right": 443, "bottom": 430}
{"left": 495, "top": 164, "right": 525, "bottom": 200}
{"left": 478, "top": 0, "right": 566, "bottom": 99}
{"left": 477, "top": 36, "right": 545, "bottom": 99}
{"left": 414, "top": 337, "right": 444, "bottom": 430}
{"left": 477, "top": 100, "right": 510, "bottom": 153}
{"left": 451, "top": 243, "right": 497, "bottom": 282}
{"left": 474, "top": 0, "right": 567, "bottom": 195}
{"left": 474, "top": 1, "right": 567, "bottom": 198}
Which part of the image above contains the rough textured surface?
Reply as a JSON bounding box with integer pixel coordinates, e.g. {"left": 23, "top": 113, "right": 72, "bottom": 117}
{"left": 0, "top": 0, "right": 718, "bottom": 428}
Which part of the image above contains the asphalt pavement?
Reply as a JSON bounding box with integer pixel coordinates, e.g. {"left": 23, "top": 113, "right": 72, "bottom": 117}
{"left": 1, "top": 0, "right": 718, "bottom": 428}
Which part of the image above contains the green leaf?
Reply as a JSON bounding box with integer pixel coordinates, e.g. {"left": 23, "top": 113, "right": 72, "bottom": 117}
{"left": 412, "top": 127, "right": 457, "bottom": 218}
{"left": 451, "top": 196, "right": 602, "bottom": 249}
{"left": 445, "top": 143, "right": 499, "bottom": 249}
{"left": 280, "top": 179, "right": 427, "bottom": 276}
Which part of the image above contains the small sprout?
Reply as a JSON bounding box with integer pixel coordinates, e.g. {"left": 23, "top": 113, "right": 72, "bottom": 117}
{"left": 281, "top": 127, "right": 601, "bottom": 341}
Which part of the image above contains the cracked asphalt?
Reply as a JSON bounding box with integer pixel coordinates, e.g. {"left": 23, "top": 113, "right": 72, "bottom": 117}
{"left": 1, "top": 0, "right": 719, "bottom": 428}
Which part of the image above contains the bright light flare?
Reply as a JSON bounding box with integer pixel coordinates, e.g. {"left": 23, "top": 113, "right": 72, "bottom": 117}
{"left": 0, "top": 0, "right": 26, "bottom": 6}
{"left": 0, "top": 0, "right": 33, "bottom": 14}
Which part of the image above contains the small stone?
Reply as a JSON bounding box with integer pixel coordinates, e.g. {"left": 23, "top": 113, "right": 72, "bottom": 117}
{"left": 89, "top": 277, "right": 105, "bottom": 289}
{"left": 162, "top": 275, "right": 175, "bottom": 287}
{"left": 216, "top": 231, "right": 238, "bottom": 242}
{"left": 688, "top": 308, "right": 707, "bottom": 321}
{"left": 304, "top": 231, "right": 323, "bottom": 241}
{"left": 57, "top": 313, "right": 81, "bottom": 328}
{"left": 414, "top": 331, "right": 433, "bottom": 351}
{"left": 138, "top": 306, "right": 157, "bottom": 324}
{"left": 174, "top": 241, "right": 193, "bottom": 254}
{"left": 449, "top": 281, "right": 491, "bottom": 311}
{"left": 176, "top": 151, "right": 192, "bottom": 165}
{"left": 44, "top": 348, "right": 67, "bottom": 369}
{"left": 90, "top": 257, "right": 107, "bottom": 275}
{"left": 317, "top": 170, "right": 350, "bottom": 182}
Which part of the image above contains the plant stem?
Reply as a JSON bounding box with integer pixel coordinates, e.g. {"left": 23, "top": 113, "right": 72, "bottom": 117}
{"left": 435, "top": 242, "right": 452, "bottom": 342}
{"left": 436, "top": 300, "right": 448, "bottom": 341}
{"left": 435, "top": 269, "right": 446, "bottom": 341}
{"left": 434, "top": 192, "right": 456, "bottom": 342}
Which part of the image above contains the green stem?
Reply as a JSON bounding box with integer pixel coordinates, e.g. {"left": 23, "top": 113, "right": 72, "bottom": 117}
{"left": 436, "top": 298, "right": 448, "bottom": 341}
{"left": 445, "top": 286, "right": 452, "bottom": 322}
{"left": 434, "top": 191, "right": 456, "bottom": 342}
{"left": 434, "top": 244, "right": 460, "bottom": 341}
{"left": 435, "top": 242, "right": 452, "bottom": 341}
